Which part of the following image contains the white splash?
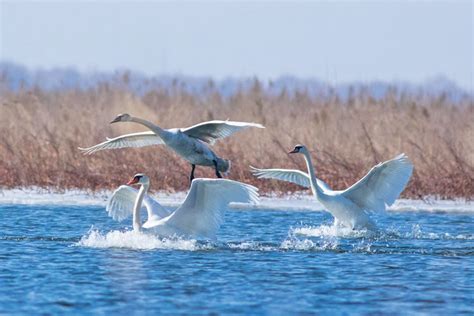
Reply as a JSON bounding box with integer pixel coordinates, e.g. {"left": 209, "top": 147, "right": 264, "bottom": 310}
{"left": 292, "top": 224, "right": 374, "bottom": 238}
{"left": 402, "top": 224, "right": 474, "bottom": 240}
{"left": 77, "top": 229, "right": 213, "bottom": 251}
{"left": 227, "top": 241, "right": 275, "bottom": 251}
{"left": 293, "top": 223, "right": 474, "bottom": 241}
{"left": 280, "top": 236, "right": 339, "bottom": 251}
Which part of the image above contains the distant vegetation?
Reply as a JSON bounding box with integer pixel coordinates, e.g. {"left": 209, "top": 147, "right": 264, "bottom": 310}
{"left": 0, "top": 64, "right": 473, "bottom": 198}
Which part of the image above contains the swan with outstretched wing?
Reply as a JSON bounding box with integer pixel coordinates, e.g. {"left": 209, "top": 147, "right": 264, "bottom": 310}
{"left": 106, "top": 174, "right": 259, "bottom": 239}
{"left": 251, "top": 145, "right": 413, "bottom": 229}
{"left": 107, "top": 184, "right": 170, "bottom": 222}
{"left": 80, "top": 114, "right": 264, "bottom": 182}
{"left": 80, "top": 131, "right": 163, "bottom": 155}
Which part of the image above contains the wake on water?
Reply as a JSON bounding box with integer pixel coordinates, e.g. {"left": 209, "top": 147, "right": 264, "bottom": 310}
{"left": 77, "top": 228, "right": 212, "bottom": 251}
{"left": 77, "top": 228, "right": 334, "bottom": 252}
{"left": 76, "top": 223, "right": 474, "bottom": 253}
{"left": 292, "top": 223, "right": 474, "bottom": 240}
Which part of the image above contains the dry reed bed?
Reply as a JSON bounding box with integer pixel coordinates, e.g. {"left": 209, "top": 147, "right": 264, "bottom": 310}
{"left": 0, "top": 84, "right": 473, "bottom": 198}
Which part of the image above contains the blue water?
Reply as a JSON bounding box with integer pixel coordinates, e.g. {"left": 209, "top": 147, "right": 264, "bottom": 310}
{"left": 1, "top": 203, "right": 473, "bottom": 315}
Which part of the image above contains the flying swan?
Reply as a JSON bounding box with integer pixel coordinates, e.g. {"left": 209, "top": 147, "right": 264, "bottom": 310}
{"left": 106, "top": 174, "right": 259, "bottom": 239}
{"left": 79, "top": 114, "right": 264, "bottom": 182}
{"left": 251, "top": 145, "right": 413, "bottom": 229}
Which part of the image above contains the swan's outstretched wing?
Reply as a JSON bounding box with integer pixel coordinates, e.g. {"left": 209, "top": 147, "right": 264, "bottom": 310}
{"left": 165, "top": 179, "right": 259, "bottom": 238}
{"left": 341, "top": 154, "right": 413, "bottom": 212}
{"left": 78, "top": 131, "right": 163, "bottom": 155}
{"left": 250, "top": 167, "right": 332, "bottom": 192}
{"left": 181, "top": 120, "right": 264, "bottom": 144}
{"left": 106, "top": 185, "right": 170, "bottom": 221}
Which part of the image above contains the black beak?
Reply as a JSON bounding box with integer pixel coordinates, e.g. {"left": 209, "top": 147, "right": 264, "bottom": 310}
{"left": 110, "top": 117, "right": 121, "bottom": 124}
{"left": 289, "top": 148, "right": 299, "bottom": 154}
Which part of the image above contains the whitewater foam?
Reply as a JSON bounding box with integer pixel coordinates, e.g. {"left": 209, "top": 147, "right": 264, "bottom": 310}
{"left": 227, "top": 241, "right": 276, "bottom": 251}
{"left": 280, "top": 237, "right": 340, "bottom": 251}
{"left": 400, "top": 224, "right": 474, "bottom": 240}
{"left": 292, "top": 224, "right": 374, "bottom": 238}
{"left": 292, "top": 223, "right": 474, "bottom": 242}
{"left": 76, "top": 229, "right": 213, "bottom": 251}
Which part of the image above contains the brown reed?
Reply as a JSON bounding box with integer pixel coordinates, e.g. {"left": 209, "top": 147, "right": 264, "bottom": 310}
{"left": 0, "top": 81, "right": 473, "bottom": 198}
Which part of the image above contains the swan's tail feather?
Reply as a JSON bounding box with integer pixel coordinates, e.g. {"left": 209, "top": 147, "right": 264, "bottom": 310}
{"left": 217, "top": 158, "right": 231, "bottom": 174}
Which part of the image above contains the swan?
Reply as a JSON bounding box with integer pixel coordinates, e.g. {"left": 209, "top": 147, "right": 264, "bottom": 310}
{"left": 79, "top": 114, "right": 264, "bottom": 182}
{"left": 251, "top": 145, "right": 413, "bottom": 229}
{"left": 106, "top": 173, "right": 259, "bottom": 239}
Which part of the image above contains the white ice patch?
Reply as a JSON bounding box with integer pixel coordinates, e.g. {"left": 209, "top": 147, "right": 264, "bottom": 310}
{"left": 390, "top": 198, "right": 474, "bottom": 213}
{"left": 0, "top": 187, "right": 186, "bottom": 208}
{"left": 0, "top": 187, "right": 472, "bottom": 212}
{"left": 76, "top": 229, "right": 213, "bottom": 251}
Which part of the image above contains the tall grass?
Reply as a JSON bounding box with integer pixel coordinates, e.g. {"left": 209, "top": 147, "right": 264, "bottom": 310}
{"left": 0, "top": 81, "right": 473, "bottom": 198}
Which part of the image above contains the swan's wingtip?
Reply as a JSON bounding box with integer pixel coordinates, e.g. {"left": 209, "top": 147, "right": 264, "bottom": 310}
{"left": 245, "top": 183, "right": 260, "bottom": 204}
{"left": 248, "top": 166, "right": 264, "bottom": 177}
{"left": 393, "top": 153, "right": 411, "bottom": 162}
{"left": 77, "top": 147, "right": 92, "bottom": 155}
{"left": 398, "top": 153, "right": 414, "bottom": 166}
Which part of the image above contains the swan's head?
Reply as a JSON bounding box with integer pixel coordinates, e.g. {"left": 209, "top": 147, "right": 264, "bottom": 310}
{"left": 110, "top": 113, "right": 132, "bottom": 124}
{"left": 289, "top": 144, "right": 307, "bottom": 154}
{"left": 126, "top": 173, "right": 150, "bottom": 186}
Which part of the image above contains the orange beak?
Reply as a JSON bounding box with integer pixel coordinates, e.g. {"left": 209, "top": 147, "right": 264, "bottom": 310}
{"left": 289, "top": 148, "right": 299, "bottom": 154}
{"left": 126, "top": 177, "right": 139, "bottom": 185}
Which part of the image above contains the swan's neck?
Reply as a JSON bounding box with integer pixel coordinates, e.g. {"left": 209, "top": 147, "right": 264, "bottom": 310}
{"left": 302, "top": 151, "right": 323, "bottom": 198}
{"left": 133, "top": 184, "right": 149, "bottom": 232}
{"left": 129, "top": 117, "right": 168, "bottom": 140}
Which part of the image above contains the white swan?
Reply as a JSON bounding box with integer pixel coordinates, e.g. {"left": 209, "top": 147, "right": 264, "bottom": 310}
{"left": 251, "top": 145, "right": 413, "bottom": 229}
{"left": 79, "top": 114, "right": 264, "bottom": 182}
{"left": 107, "top": 174, "right": 259, "bottom": 239}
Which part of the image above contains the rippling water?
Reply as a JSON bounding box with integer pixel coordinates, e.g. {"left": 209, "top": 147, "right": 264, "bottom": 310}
{"left": 1, "top": 202, "right": 473, "bottom": 314}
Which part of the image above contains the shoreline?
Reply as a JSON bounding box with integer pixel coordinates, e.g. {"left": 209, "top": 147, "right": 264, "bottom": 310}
{"left": 0, "top": 187, "right": 472, "bottom": 213}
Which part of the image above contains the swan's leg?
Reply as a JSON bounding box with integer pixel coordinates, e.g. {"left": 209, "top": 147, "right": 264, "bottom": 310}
{"left": 213, "top": 160, "right": 223, "bottom": 178}
{"left": 189, "top": 164, "right": 196, "bottom": 183}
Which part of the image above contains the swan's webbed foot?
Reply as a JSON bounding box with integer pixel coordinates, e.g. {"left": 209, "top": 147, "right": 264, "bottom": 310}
{"left": 213, "top": 160, "right": 223, "bottom": 178}
{"left": 189, "top": 164, "right": 196, "bottom": 183}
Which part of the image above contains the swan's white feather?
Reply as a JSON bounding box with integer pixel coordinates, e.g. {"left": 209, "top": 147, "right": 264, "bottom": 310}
{"left": 181, "top": 120, "right": 264, "bottom": 145}
{"left": 251, "top": 148, "right": 412, "bottom": 229}
{"left": 250, "top": 166, "right": 332, "bottom": 192}
{"left": 341, "top": 153, "right": 413, "bottom": 212}
{"left": 164, "top": 179, "right": 259, "bottom": 239}
{"left": 78, "top": 131, "right": 164, "bottom": 155}
{"left": 106, "top": 185, "right": 170, "bottom": 221}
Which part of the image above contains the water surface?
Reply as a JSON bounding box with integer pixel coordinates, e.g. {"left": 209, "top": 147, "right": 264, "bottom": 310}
{"left": 1, "top": 203, "right": 473, "bottom": 314}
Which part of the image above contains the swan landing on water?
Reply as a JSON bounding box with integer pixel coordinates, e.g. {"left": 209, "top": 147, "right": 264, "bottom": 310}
{"left": 79, "top": 114, "right": 264, "bottom": 182}
{"left": 106, "top": 174, "right": 259, "bottom": 239}
{"left": 251, "top": 145, "right": 413, "bottom": 230}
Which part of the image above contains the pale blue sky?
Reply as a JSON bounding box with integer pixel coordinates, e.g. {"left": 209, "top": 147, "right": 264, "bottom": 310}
{"left": 1, "top": 1, "right": 472, "bottom": 89}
